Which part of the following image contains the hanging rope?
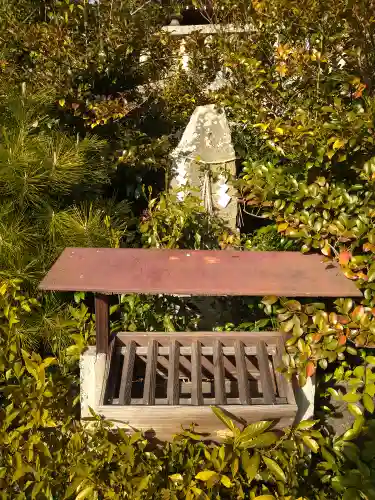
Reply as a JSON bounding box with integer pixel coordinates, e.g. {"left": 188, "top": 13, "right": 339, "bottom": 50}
{"left": 202, "top": 170, "right": 214, "bottom": 215}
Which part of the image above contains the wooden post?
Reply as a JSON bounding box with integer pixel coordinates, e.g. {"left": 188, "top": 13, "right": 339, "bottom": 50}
{"left": 95, "top": 293, "right": 110, "bottom": 354}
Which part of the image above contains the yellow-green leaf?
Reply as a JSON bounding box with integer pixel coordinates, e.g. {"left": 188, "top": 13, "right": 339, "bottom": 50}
{"left": 220, "top": 475, "right": 232, "bottom": 488}
{"left": 169, "top": 474, "right": 183, "bottom": 482}
{"left": 76, "top": 486, "right": 94, "bottom": 500}
{"left": 238, "top": 421, "right": 273, "bottom": 442}
{"left": 239, "top": 431, "right": 278, "bottom": 450}
{"left": 296, "top": 420, "right": 317, "bottom": 430}
{"left": 342, "top": 393, "right": 361, "bottom": 403}
{"left": 241, "top": 451, "right": 260, "bottom": 483}
{"left": 365, "top": 384, "right": 375, "bottom": 397}
{"left": 231, "top": 457, "right": 239, "bottom": 477}
{"left": 302, "top": 436, "right": 319, "bottom": 453}
{"left": 277, "top": 222, "right": 288, "bottom": 232}
{"left": 363, "top": 393, "right": 374, "bottom": 413}
{"left": 263, "top": 456, "right": 286, "bottom": 482}
{"left": 137, "top": 475, "right": 150, "bottom": 492}
{"left": 261, "top": 296, "right": 278, "bottom": 306}
{"left": 31, "top": 482, "right": 44, "bottom": 499}
{"left": 195, "top": 470, "right": 218, "bottom": 482}
{"left": 347, "top": 404, "right": 363, "bottom": 417}
{"left": 211, "top": 406, "right": 237, "bottom": 433}
{"left": 333, "top": 138, "right": 346, "bottom": 150}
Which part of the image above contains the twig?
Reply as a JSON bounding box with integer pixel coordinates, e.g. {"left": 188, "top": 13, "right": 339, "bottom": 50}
{"left": 130, "top": 0, "right": 152, "bottom": 16}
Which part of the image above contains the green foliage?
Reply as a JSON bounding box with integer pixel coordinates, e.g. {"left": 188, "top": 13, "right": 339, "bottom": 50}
{"left": 0, "top": 89, "right": 132, "bottom": 285}
{"left": 1, "top": 0, "right": 375, "bottom": 498}
{"left": 198, "top": 0, "right": 375, "bottom": 427}
{"left": 0, "top": 90, "right": 109, "bottom": 207}
{"left": 140, "top": 188, "right": 225, "bottom": 249}
{"left": 243, "top": 224, "right": 296, "bottom": 252}
{"left": 2, "top": 280, "right": 375, "bottom": 500}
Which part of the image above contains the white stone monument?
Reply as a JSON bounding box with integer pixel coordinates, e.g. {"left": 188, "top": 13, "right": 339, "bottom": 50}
{"left": 170, "top": 104, "right": 237, "bottom": 230}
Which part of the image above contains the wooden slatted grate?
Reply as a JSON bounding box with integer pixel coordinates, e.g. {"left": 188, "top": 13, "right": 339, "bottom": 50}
{"left": 101, "top": 332, "right": 296, "bottom": 410}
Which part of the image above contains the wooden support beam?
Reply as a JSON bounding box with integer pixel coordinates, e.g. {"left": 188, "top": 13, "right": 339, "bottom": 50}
{"left": 99, "top": 336, "right": 116, "bottom": 405}
{"left": 191, "top": 340, "right": 203, "bottom": 405}
{"left": 257, "top": 341, "right": 276, "bottom": 404}
{"left": 234, "top": 340, "right": 250, "bottom": 404}
{"left": 119, "top": 341, "right": 136, "bottom": 405}
{"left": 95, "top": 293, "right": 110, "bottom": 354}
{"left": 143, "top": 340, "right": 158, "bottom": 405}
{"left": 213, "top": 340, "right": 226, "bottom": 405}
{"left": 167, "top": 340, "right": 180, "bottom": 405}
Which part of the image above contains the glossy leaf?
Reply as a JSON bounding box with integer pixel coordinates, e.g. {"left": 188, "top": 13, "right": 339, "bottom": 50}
{"left": 238, "top": 432, "right": 278, "bottom": 450}
{"left": 211, "top": 406, "right": 237, "bottom": 433}
{"left": 195, "top": 471, "right": 218, "bottom": 482}
{"left": 241, "top": 451, "right": 260, "bottom": 483}
{"left": 302, "top": 436, "right": 319, "bottom": 453}
{"left": 363, "top": 393, "right": 375, "bottom": 413}
{"left": 262, "top": 456, "right": 287, "bottom": 482}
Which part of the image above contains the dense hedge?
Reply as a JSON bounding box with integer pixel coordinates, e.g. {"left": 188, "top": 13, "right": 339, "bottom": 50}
{"left": 1, "top": 1, "right": 375, "bottom": 499}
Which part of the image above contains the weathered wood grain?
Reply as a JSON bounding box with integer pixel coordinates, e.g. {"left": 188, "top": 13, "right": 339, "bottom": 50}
{"left": 234, "top": 340, "right": 250, "bottom": 404}
{"left": 167, "top": 340, "right": 180, "bottom": 405}
{"left": 191, "top": 340, "right": 203, "bottom": 405}
{"left": 143, "top": 340, "right": 158, "bottom": 405}
{"left": 118, "top": 341, "right": 136, "bottom": 405}
{"left": 257, "top": 341, "right": 276, "bottom": 404}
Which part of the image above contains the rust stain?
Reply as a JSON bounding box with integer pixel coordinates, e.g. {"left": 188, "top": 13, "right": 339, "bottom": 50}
{"left": 204, "top": 256, "right": 220, "bottom": 264}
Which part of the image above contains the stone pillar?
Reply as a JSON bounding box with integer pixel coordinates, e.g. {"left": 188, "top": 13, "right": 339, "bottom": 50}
{"left": 170, "top": 104, "right": 237, "bottom": 231}
{"left": 80, "top": 346, "right": 106, "bottom": 420}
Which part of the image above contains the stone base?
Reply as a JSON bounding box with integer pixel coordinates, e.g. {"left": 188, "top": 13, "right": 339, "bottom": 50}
{"left": 80, "top": 347, "right": 106, "bottom": 419}
{"left": 294, "top": 375, "right": 316, "bottom": 423}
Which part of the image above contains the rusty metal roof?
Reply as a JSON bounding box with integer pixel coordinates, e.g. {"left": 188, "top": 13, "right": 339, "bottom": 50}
{"left": 39, "top": 248, "right": 362, "bottom": 297}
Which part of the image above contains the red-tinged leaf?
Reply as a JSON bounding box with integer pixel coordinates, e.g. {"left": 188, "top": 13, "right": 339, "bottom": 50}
{"left": 352, "top": 305, "right": 364, "bottom": 322}
{"left": 338, "top": 335, "right": 347, "bottom": 346}
{"left": 343, "top": 269, "right": 357, "bottom": 279}
{"left": 306, "top": 361, "right": 316, "bottom": 377}
{"left": 356, "top": 272, "right": 368, "bottom": 281}
{"left": 312, "top": 334, "right": 322, "bottom": 342}
{"left": 339, "top": 251, "right": 351, "bottom": 266}
{"left": 337, "top": 315, "right": 349, "bottom": 325}
{"left": 353, "top": 83, "right": 366, "bottom": 98}
{"left": 363, "top": 242, "right": 375, "bottom": 253}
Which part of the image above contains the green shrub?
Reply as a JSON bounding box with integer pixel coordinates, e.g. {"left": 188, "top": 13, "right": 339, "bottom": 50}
{"left": 2, "top": 280, "right": 375, "bottom": 500}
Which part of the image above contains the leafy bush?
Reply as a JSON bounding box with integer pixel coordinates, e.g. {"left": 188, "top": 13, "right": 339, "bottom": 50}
{"left": 2, "top": 281, "right": 375, "bottom": 500}
{"left": 1, "top": 0, "right": 375, "bottom": 498}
